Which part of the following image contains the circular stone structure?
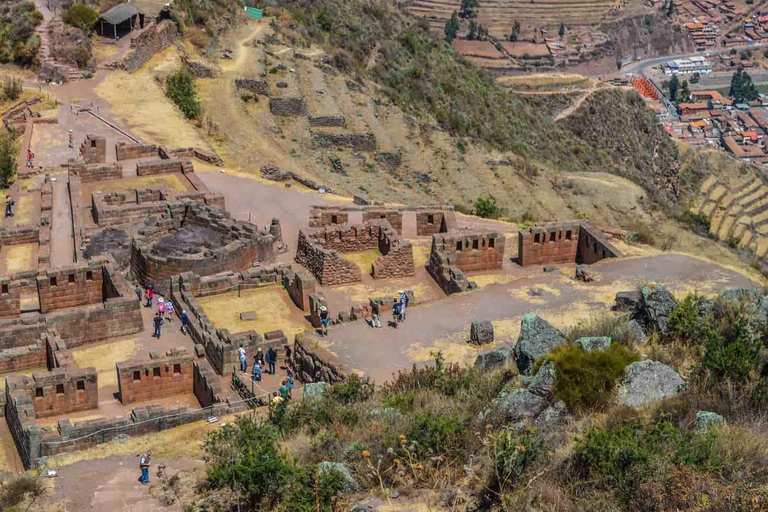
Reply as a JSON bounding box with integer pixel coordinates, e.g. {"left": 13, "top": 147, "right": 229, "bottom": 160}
{"left": 130, "top": 200, "right": 279, "bottom": 295}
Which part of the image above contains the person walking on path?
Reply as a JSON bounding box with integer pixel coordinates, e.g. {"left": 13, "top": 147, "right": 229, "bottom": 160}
{"left": 286, "top": 371, "right": 295, "bottom": 398}
{"left": 157, "top": 297, "right": 166, "bottom": 319}
{"left": 135, "top": 284, "right": 142, "bottom": 302}
{"left": 392, "top": 298, "right": 401, "bottom": 328}
{"left": 180, "top": 310, "right": 189, "bottom": 335}
{"left": 399, "top": 290, "right": 409, "bottom": 321}
{"left": 27, "top": 149, "right": 34, "bottom": 168}
{"left": 283, "top": 343, "right": 291, "bottom": 368}
{"left": 146, "top": 285, "right": 154, "bottom": 308}
{"left": 279, "top": 379, "right": 291, "bottom": 401}
{"left": 370, "top": 298, "right": 381, "bottom": 328}
{"left": 252, "top": 362, "right": 263, "bottom": 382}
{"left": 153, "top": 312, "right": 163, "bottom": 338}
{"left": 4, "top": 196, "right": 13, "bottom": 218}
{"left": 239, "top": 346, "right": 247, "bottom": 373}
{"left": 138, "top": 451, "right": 151, "bottom": 485}
{"left": 319, "top": 305, "right": 329, "bottom": 336}
{"left": 266, "top": 346, "right": 277, "bottom": 375}
{"left": 166, "top": 300, "right": 174, "bottom": 322}
{"left": 254, "top": 347, "right": 264, "bottom": 366}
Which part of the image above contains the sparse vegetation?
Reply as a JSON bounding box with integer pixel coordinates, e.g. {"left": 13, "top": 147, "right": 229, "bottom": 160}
{"left": 0, "top": 0, "right": 42, "bottom": 67}
{"left": 166, "top": 67, "right": 201, "bottom": 119}
{"left": 62, "top": 4, "right": 98, "bottom": 32}
{"left": 0, "top": 132, "right": 17, "bottom": 188}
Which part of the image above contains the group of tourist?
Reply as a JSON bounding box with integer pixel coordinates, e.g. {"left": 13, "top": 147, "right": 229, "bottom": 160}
{"left": 368, "top": 290, "right": 409, "bottom": 329}
{"left": 134, "top": 284, "right": 189, "bottom": 339}
{"left": 239, "top": 344, "right": 292, "bottom": 382}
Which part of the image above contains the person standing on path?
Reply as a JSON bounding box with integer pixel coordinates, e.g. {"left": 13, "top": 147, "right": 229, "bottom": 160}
{"left": 27, "top": 148, "right": 34, "bottom": 168}
{"left": 370, "top": 298, "right": 381, "bottom": 328}
{"left": 319, "top": 305, "right": 329, "bottom": 336}
{"left": 399, "top": 290, "right": 409, "bottom": 321}
{"left": 138, "top": 451, "right": 151, "bottom": 485}
{"left": 180, "top": 309, "right": 189, "bottom": 334}
{"left": 146, "top": 285, "right": 154, "bottom": 308}
{"left": 286, "top": 371, "right": 295, "bottom": 398}
{"left": 134, "top": 284, "right": 142, "bottom": 302}
{"left": 252, "top": 361, "right": 263, "bottom": 382}
{"left": 392, "top": 298, "right": 401, "bottom": 328}
{"left": 4, "top": 196, "right": 13, "bottom": 218}
{"left": 239, "top": 346, "right": 247, "bottom": 373}
{"left": 157, "top": 297, "right": 166, "bottom": 319}
{"left": 166, "top": 300, "right": 174, "bottom": 322}
{"left": 266, "top": 346, "right": 277, "bottom": 375}
{"left": 153, "top": 312, "right": 163, "bottom": 338}
{"left": 283, "top": 343, "right": 291, "bottom": 368}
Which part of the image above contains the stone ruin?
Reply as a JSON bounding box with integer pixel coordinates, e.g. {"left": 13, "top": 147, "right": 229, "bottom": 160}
{"left": 308, "top": 204, "right": 457, "bottom": 236}
{"left": 517, "top": 221, "right": 621, "bottom": 267}
{"left": 427, "top": 231, "right": 506, "bottom": 295}
{"left": 295, "top": 220, "right": 414, "bottom": 286}
{"left": 130, "top": 201, "right": 281, "bottom": 296}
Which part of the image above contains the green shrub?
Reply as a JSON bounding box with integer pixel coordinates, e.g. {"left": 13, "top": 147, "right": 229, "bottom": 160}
{"left": 166, "top": 67, "right": 201, "bottom": 119}
{"left": 666, "top": 292, "right": 711, "bottom": 345}
{"left": 63, "top": 5, "right": 99, "bottom": 32}
{"left": 407, "top": 410, "right": 467, "bottom": 456}
{"left": 700, "top": 305, "right": 762, "bottom": 382}
{"left": 0, "top": 132, "right": 17, "bottom": 188}
{"left": 3, "top": 75, "right": 20, "bottom": 100}
{"left": 548, "top": 342, "right": 639, "bottom": 411}
{"left": 328, "top": 374, "right": 375, "bottom": 404}
{"left": 473, "top": 195, "right": 500, "bottom": 218}
{"left": 281, "top": 464, "right": 348, "bottom": 511}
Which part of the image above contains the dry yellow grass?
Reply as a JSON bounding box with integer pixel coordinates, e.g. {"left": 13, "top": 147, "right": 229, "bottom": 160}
{"left": 342, "top": 249, "right": 381, "bottom": 275}
{"left": 94, "top": 47, "right": 208, "bottom": 148}
{"left": 89, "top": 174, "right": 191, "bottom": 194}
{"left": 411, "top": 242, "right": 431, "bottom": 268}
{"left": 2, "top": 243, "right": 36, "bottom": 273}
{"left": 91, "top": 39, "right": 120, "bottom": 62}
{"left": 12, "top": 194, "right": 34, "bottom": 226}
{"left": 405, "top": 329, "right": 481, "bottom": 366}
{"left": 197, "top": 287, "right": 307, "bottom": 340}
{"left": 72, "top": 339, "right": 138, "bottom": 389}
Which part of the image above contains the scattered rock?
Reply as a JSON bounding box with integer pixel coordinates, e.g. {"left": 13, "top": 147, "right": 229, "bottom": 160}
{"left": 613, "top": 319, "right": 645, "bottom": 344}
{"left": 513, "top": 314, "right": 566, "bottom": 375}
{"left": 694, "top": 411, "right": 725, "bottom": 432}
{"left": 351, "top": 498, "right": 383, "bottom": 511}
{"left": 613, "top": 290, "right": 642, "bottom": 312}
{"left": 496, "top": 388, "right": 547, "bottom": 421}
{"left": 528, "top": 287, "right": 544, "bottom": 297}
{"left": 617, "top": 360, "right": 684, "bottom": 408}
{"left": 320, "top": 461, "right": 359, "bottom": 492}
{"left": 239, "top": 311, "right": 256, "bottom": 321}
{"left": 574, "top": 336, "right": 612, "bottom": 352}
{"left": 469, "top": 320, "right": 494, "bottom": 346}
{"left": 440, "top": 488, "right": 466, "bottom": 507}
{"left": 303, "top": 382, "right": 330, "bottom": 399}
{"left": 158, "top": 492, "right": 175, "bottom": 506}
{"left": 116, "top": 433, "right": 130, "bottom": 443}
{"left": 534, "top": 400, "right": 567, "bottom": 427}
{"left": 528, "top": 360, "right": 556, "bottom": 397}
{"left": 474, "top": 345, "right": 514, "bottom": 369}
{"left": 575, "top": 264, "right": 592, "bottom": 282}
{"left": 634, "top": 283, "right": 678, "bottom": 334}
{"left": 543, "top": 265, "right": 558, "bottom": 273}
{"left": 260, "top": 163, "right": 291, "bottom": 181}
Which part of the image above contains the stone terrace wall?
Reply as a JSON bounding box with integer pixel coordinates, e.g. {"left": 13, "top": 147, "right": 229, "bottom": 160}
{"left": 7, "top": 366, "right": 98, "bottom": 419}
{"left": 124, "top": 20, "right": 178, "bottom": 73}
{"left": 235, "top": 78, "right": 268, "bottom": 96}
{"left": 312, "top": 131, "right": 376, "bottom": 151}
{"left": 117, "top": 351, "right": 195, "bottom": 404}
{"left": 270, "top": 97, "right": 308, "bottom": 116}
{"left": 160, "top": 147, "right": 223, "bottom": 166}
{"left": 68, "top": 162, "right": 123, "bottom": 183}
{"left": 116, "top": 142, "right": 158, "bottom": 161}
{"left": 518, "top": 222, "right": 621, "bottom": 267}
{"left": 309, "top": 205, "right": 457, "bottom": 236}
{"left": 290, "top": 334, "right": 346, "bottom": 384}
{"left": 136, "top": 158, "right": 193, "bottom": 176}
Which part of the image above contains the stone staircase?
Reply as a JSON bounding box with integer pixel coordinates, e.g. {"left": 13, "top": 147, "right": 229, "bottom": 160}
{"left": 36, "top": 18, "right": 82, "bottom": 81}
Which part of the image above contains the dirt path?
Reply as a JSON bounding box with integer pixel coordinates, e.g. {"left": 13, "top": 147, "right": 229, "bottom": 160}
{"left": 50, "top": 176, "right": 75, "bottom": 267}
{"left": 553, "top": 83, "right": 602, "bottom": 122}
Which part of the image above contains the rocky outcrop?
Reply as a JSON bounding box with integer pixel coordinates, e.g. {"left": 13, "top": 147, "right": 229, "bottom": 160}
{"left": 320, "top": 462, "right": 359, "bottom": 492}
{"left": 513, "top": 314, "right": 566, "bottom": 374}
{"left": 613, "top": 319, "right": 645, "bottom": 344}
{"left": 574, "top": 336, "right": 611, "bottom": 352}
{"left": 633, "top": 283, "right": 678, "bottom": 334}
{"left": 617, "top": 360, "right": 684, "bottom": 408}
{"left": 290, "top": 336, "right": 345, "bottom": 384}
{"left": 469, "top": 320, "right": 494, "bottom": 346}
{"left": 613, "top": 290, "right": 641, "bottom": 312}
{"left": 474, "top": 345, "right": 514, "bottom": 369}
{"left": 495, "top": 388, "right": 547, "bottom": 421}
{"left": 528, "top": 360, "right": 556, "bottom": 397}
{"left": 694, "top": 411, "right": 725, "bottom": 432}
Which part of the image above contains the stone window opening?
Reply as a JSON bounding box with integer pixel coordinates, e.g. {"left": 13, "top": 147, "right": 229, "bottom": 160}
{"left": 86, "top": 271, "right": 93, "bottom": 281}
{"left": 173, "top": 363, "right": 181, "bottom": 375}
{"left": 1, "top": 284, "right": 7, "bottom": 294}
{"left": 534, "top": 233, "right": 541, "bottom": 244}
{"left": 565, "top": 230, "right": 572, "bottom": 241}
{"left": 56, "top": 384, "right": 64, "bottom": 395}
{"left": 91, "top": 140, "right": 97, "bottom": 148}
{"left": 550, "top": 232, "right": 556, "bottom": 242}
{"left": 50, "top": 276, "right": 57, "bottom": 287}
{"left": 153, "top": 367, "right": 161, "bottom": 378}
{"left": 427, "top": 214, "right": 434, "bottom": 224}
{"left": 489, "top": 238, "right": 495, "bottom": 248}
{"left": 68, "top": 274, "right": 75, "bottom": 284}
{"left": 472, "top": 239, "right": 479, "bottom": 250}
{"left": 35, "top": 387, "right": 43, "bottom": 398}
{"left": 331, "top": 215, "right": 338, "bottom": 224}
{"left": 76, "top": 380, "right": 85, "bottom": 391}
{"left": 456, "top": 241, "right": 462, "bottom": 251}
{"left": 133, "top": 371, "right": 141, "bottom": 381}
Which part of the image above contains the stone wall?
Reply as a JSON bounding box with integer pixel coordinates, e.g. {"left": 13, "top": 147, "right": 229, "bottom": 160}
{"left": 160, "top": 147, "right": 224, "bottom": 166}
{"left": 116, "top": 142, "right": 158, "bottom": 161}
{"left": 371, "top": 224, "right": 414, "bottom": 280}
{"left": 269, "top": 97, "right": 308, "bottom": 116}
{"left": 135, "top": 158, "right": 193, "bottom": 176}
{"left": 0, "top": 274, "right": 24, "bottom": 318}
{"left": 7, "top": 366, "right": 98, "bottom": 419}
{"left": 68, "top": 162, "right": 123, "bottom": 183}
{"left": 79, "top": 134, "right": 106, "bottom": 164}
{"left": 37, "top": 264, "right": 104, "bottom": 314}
{"left": 235, "top": 78, "right": 268, "bottom": 96}
{"left": 517, "top": 222, "right": 621, "bottom": 267}
{"left": 309, "top": 115, "right": 346, "bottom": 127}
{"left": 290, "top": 334, "right": 346, "bottom": 384}
{"left": 312, "top": 132, "right": 376, "bottom": 151}
{"left": 117, "top": 351, "right": 195, "bottom": 404}
{"left": 427, "top": 232, "right": 506, "bottom": 295}
{"left": 130, "top": 202, "right": 277, "bottom": 295}
{"left": 123, "top": 20, "right": 178, "bottom": 73}
{"left": 308, "top": 205, "right": 457, "bottom": 236}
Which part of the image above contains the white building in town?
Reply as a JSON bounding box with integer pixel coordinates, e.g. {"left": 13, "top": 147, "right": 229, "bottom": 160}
{"left": 664, "top": 56, "right": 713, "bottom": 76}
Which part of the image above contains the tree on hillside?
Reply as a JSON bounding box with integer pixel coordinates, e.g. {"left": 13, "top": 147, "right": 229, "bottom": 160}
{"left": 510, "top": 19, "right": 521, "bottom": 41}
{"left": 63, "top": 4, "right": 99, "bottom": 32}
{"left": 667, "top": 74, "right": 680, "bottom": 101}
{"left": 460, "top": 0, "right": 479, "bottom": 18}
{"left": 729, "top": 67, "right": 759, "bottom": 103}
{"left": 679, "top": 80, "right": 691, "bottom": 102}
{"left": 0, "top": 132, "right": 17, "bottom": 188}
{"left": 445, "top": 11, "right": 460, "bottom": 43}
{"left": 468, "top": 20, "right": 489, "bottom": 40}
{"left": 166, "top": 67, "right": 201, "bottom": 119}
{"left": 559, "top": 22, "right": 565, "bottom": 37}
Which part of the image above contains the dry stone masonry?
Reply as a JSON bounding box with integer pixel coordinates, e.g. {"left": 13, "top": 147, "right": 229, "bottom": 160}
{"left": 518, "top": 221, "right": 621, "bottom": 267}
{"left": 427, "top": 231, "right": 506, "bottom": 295}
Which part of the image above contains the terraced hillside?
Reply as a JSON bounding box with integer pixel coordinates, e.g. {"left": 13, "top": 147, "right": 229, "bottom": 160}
{"left": 691, "top": 172, "right": 768, "bottom": 261}
{"left": 407, "top": 0, "right": 621, "bottom": 38}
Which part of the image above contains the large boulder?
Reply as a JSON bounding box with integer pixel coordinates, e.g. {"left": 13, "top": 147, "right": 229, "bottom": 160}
{"left": 469, "top": 320, "right": 494, "bottom": 346}
{"left": 633, "top": 283, "right": 678, "bottom": 334}
{"left": 495, "top": 388, "right": 547, "bottom": 421}
{"left": 613, "top": 319, "right": 645, "bottom": 345}
{"left": 320, "top": 462, "right": 359, "bottom": 492}
{"left": 513, "top": 314, "right": 566, "bottom": 375}
{"left": 574, "top": 336, "right": 611, "bottom": 352}
{"left": 613, "top": 290, "right": 642, "bottom": 312}
{"left": 617, "top": 360, "right": 684, "bottom": 408}
{"left": 575, "top": 264, "right": 593, "bottom": 282}
{"left": 534, "top": 400, "right": 568, "bottom": 428}
{"left": 474, "top": 345, "right": 514, "bottom": 369}
{"left": 528, "top": 360, "right": 556, "bottom": 397}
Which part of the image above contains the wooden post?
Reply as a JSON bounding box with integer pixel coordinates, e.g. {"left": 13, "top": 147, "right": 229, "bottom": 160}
{"left": 113, "top": 23, "right": 117, "bottom": 40}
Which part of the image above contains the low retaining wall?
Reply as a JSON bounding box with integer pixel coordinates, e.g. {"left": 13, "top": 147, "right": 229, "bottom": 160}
{"left": 269, "top": 97, "right": 308, "bottom": 116}
{"left": 116, "top": 142, "right": 158, "bottom": 161}
{"left": 135, "top": 158, "right": 193, "bottom": 176}
{"left": 124, "top": 20, "right": 178, "bottom": 73}
{"left": 235, "top": 78, "right": 268, "bottom": 96}
{"left": 289, "top": 335, "right": 346, "bottom": 384}
{"left": 312, "top": 132, "right": 376, "bottom": 151}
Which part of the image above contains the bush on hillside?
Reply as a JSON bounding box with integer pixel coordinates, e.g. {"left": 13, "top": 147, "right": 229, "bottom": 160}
{"left": 665, "top": 292, "right": 711, "bottom": 345}
{"left": 0, "top": 132, "right": 17, "bottom": 188}
{"left": 473, "top": 194, "right": 500, "bottom": 218}
{"left": 63, "top": 5, "right": 98, "bottom": 32}
{"left": 166, "top": 67, "right": 201, "bottom": 119}
{"left": 548, "top": 342, "right": 639, "bottom": 411}
{"left": 699, "top": 305, "right": 763, "bottom": 382}
{"left": 0, "top": 1, "right": 42, "bottom": 67}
